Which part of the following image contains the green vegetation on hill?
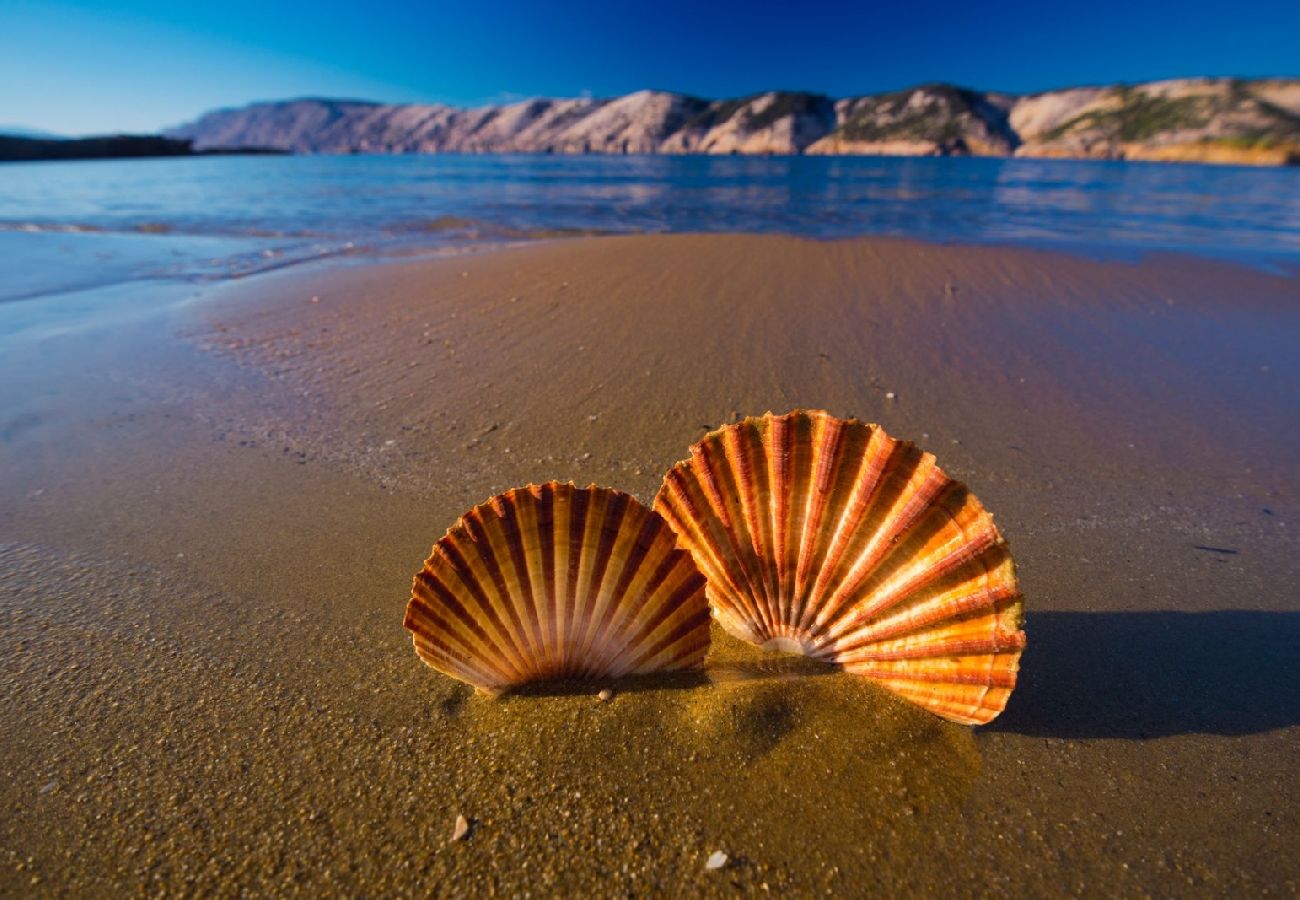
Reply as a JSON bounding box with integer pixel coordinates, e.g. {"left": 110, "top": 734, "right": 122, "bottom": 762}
{"left": 1042, "top": 85, "right": 1300, "bottom": 145}
{"left": 681, "top": 92, "right": 830, "bottom": 133}
{"left": 836, "top": 85, "right": 987, "bottom": 145}
{"left": 1043, "top": 91, "right": 1212, "bottom": 142}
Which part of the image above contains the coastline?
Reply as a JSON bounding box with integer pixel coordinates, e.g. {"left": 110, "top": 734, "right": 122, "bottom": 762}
{"left": 2, "top": 234, "right": 1297, "bottom": 893}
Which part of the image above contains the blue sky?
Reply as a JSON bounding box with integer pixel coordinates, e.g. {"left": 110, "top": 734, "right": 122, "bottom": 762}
{"left": 4, "top": 0, "right": 1298, "bottom": 135}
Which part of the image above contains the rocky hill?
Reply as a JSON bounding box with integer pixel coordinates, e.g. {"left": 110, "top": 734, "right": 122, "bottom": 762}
{"left": 170, "top": 78, "right": 1300, "bottom": 165}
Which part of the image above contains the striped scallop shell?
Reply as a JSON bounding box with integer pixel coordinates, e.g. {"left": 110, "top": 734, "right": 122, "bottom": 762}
{"left": 654, "top": 411, "right": 1025, "bottom": 725}
{"left": 404, "top": 482, "right": 710, "bottom": 692}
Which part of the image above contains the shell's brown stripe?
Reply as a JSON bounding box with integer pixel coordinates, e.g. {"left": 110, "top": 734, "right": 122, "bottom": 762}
{"left": 428, "top": 542, "right": 530, "bottom": 673}
{"left": 816, "top": 521, "right": 1003, "bottom": 650}
{"left": 583, "top": 502, "right": 655, "bottom": 670}
{"left": 535, "top": 484, "right": 559, "bottom": 667}
{"left": 792, "top": 413, "right": 846, "bottom": 617}
{"left": 818, "top": 414, "right": 846, "bottom": 493}
{"left": 410, "top": 570, "right": 521, "bottom": 681}
{"left": 588, "top": 531, "right": 681, "bottom": 672}
{"left": 462, "top": 508, "right": 539, "bottom": 663}
{"left": 619, "top": 572, "right": 709, "bottom": 673}
{"left": 687, "top": 441, "right": 775, "bottom": 636}
{"left": 549, "top": 487, "right": 577, "bottom": 672}
{"left": 565, "top": 486, "right": 594, "bottom": 660}
{"left": 769, "top": 413, "right": 792, "bottom": 616}
{"left": 409, "top": 606, "right": 511, "bottom": 688}
{"left": 776, "top": 412, "right": 816, "bottom": 627}
{"left": 641, "top": 616, "right": 711, "bottom": 672}
{"left": 811, "top": 451, "right": 949, "bottom": 635}
{"left": 412, "top": 630, "right": 504, "bottom": 689}
{"left": 622, "top": 561, "right": 705, "bottom": 662}
{"left": 831, "top": 582, "right": 1020, "bottom": 652}
{"left": 728, "top": 422, "right": 781, "bottom": 634}
{"left": 670, "top": 452, "right": 767, "bottom": 640}
{"left": 411, "top": 573, "right": 520, "bottom": 683}
{"left": 793, "top": 418, "right": 874, "bottom": 624}
{"left": 495, "top": 492, "right": 549, "bottom": 668}
{"left": 587, "top": 509, "right": 670, "bottom": 671}
{"left": 571, "top": 490, "right": 632, "bottom": 671}
{"left": 664, "top": 467, "right": 702, "bottom": 522}
{"left": 722, "top": 425, "right": 768, "bottom": 623}
{"left": 855, "top": 523, "right": 1001, "bottom": 629}
{"left": 798, "top": 427, "right": 897, "bottom": 633}
{"left": 520, "top": 488, "right": 563, "bottom": 672}
{"left": 691, "top": 443, "right": 732, "bottom": 529}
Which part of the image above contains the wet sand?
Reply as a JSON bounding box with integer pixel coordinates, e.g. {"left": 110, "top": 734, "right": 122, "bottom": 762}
{"left": 1, "top": 234, "right": 1297, "bottom": 894}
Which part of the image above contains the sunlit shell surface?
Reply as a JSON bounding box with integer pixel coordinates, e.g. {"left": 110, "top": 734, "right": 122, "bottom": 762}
{"left": 404, "top": 482, "right": 710, "bottom": 692}
{"left": 654, "top": 411, "right": 1025, "bottom": 725}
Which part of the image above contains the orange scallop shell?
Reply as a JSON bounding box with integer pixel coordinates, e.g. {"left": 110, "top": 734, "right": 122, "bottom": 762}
{"left": 654, "top": 411, "right": 1025, "bottom": 725}
{"left": 404, "top": 482, "right": 710, "bottom": 692}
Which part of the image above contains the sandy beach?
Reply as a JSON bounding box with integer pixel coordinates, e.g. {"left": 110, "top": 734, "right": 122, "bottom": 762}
{"left": 1, "top": 234, "right": 1297, "bottom": 894}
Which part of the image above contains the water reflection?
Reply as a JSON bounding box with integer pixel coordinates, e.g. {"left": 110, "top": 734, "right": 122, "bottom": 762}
{"left": 1, "top": 153, "right": 1297, "bottom": 302}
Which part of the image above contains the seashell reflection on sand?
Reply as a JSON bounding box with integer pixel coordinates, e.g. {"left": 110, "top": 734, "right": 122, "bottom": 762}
{"left": 404, "top": 482, "right": 711, "bottom": 692}
{"left": 654, "top": 410, "right": 1025, "bottom": 725}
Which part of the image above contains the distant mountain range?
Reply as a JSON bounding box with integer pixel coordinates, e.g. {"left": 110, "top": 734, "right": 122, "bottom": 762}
{"left": 168, "top": 78, "right": 1300, "bottom": 166}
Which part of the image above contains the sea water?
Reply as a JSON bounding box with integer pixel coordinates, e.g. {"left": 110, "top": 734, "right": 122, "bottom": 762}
{"left": 1, "top": 152, "right": 1297, "bottom": 307}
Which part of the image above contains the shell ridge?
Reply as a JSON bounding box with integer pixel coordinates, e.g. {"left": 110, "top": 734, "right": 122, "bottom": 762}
{"left": 411, "top": 570, "right": 524, "bottom": 683}
{"left": 795, "top": 426, "right": 897, "bottom": 635}
{"left": 440, "top": 522, "right": 537, "bottom": 676}
{"left": 619, "top": 569, "right": 710, "bottom": 673}
{"left": 491, "top": 493, "right": 549, "bottom": 675}
{"left": 816, "top": 490, "right": 1001, "bottom": 648}
{"left": 584, "top": 504, "right": 660, "bottom": 674}
{"left": 774, "top": 411, "right": 817, "bottom": 636}
{"left": 532, "top": 484, "right": 560, "bottom": 674}
{"left": 427, "top": 544, "right": 532, "bottom": 678}
{"left": 808, "top": 451, "right": 949, "bottom": 640}
{"left": 687, "top": 441, "right": 779, "bottom": 639}
{"left": 768, "top": 413, "right": 793, "bottom": 626}
{"left": 666, "top": 446, "right": 768, "bottom": 642}
{"left": 825, "top": 526, "right": 1003, "bottom": 649}
{"left": 570, "top": 491, "right": 632, "bottom": 675}
{"left": 791, "top": 413, "right": 845, "bottom": 622}
{"left": 594, "top": 544, "right": 681, "bottom": 674}
{"left": 410, "top": 611, "right": 510, "bottom": 689}
{"left": 464, "top": 508, "right": 542, "bottom": 672}
{"left": 548, "top": 484, "right": 574, "bottom": 675}
{"left": 833, "top": 578, "right": 1019, "bottom": 652}
{"left": 567, "top": 488, "right": 605, "bottom": 677}
{"left": 725, "top": 423, "right": 781, "bottom": 639}
{"left": 507, "top": 489, "right": 556, "bottom": 675}
{"left": 662, "top": 460, "right": 759, "bottom": 628}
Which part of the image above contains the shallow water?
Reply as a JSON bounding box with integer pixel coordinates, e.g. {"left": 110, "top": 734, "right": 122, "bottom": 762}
{"left": 1, "top": 153, "right": 1298, "bottom": 305}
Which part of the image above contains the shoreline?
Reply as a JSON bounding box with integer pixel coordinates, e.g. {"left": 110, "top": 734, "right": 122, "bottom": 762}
{"left": 2, "top": 233, "right": 1296, "bottom": 893}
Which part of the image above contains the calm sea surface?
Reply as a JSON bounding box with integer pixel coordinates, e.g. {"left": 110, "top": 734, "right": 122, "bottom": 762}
{"left": 1, "top": 153, "right": 1298, "bottom": 306}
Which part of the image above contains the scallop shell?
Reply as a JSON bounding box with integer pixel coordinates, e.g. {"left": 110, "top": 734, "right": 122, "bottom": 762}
{"left": 654, "top": 411, "right": 1025, "bottom": 725}
{"left": 404, "top": 482, "right": 710, "bottom": 692}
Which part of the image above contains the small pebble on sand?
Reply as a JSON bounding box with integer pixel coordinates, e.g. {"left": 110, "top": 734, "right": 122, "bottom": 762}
{"left": 705, "top": 850, "right": 728, "bottom": 871}
{"left": 451, "top": 814, "right": 469, "bottom": 842}
{"left": 885, "top": 392, "right": 896, "bottom": 400}
{"left": 597, "top": 688, "right": 613, "bottom": 702}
